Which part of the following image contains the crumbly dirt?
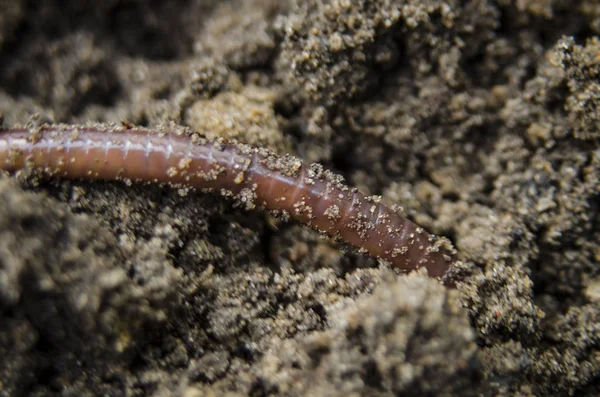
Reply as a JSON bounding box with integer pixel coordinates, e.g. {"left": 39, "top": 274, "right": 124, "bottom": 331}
{"left": 0, "top": 0, "right": 599, "bottom": 396}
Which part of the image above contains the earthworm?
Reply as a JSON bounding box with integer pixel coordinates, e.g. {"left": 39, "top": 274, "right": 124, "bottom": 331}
{"left": 0, "top": 125, "right": 456, "bottom": 282}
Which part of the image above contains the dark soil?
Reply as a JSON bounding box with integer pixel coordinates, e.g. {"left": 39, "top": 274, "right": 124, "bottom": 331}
{"left": 0, "top": 1, "right": 599, "bottom": 396}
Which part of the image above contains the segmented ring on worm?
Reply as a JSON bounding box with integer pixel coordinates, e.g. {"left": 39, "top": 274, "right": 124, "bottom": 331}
{"left": 0, "top": 125, "right": 456, "bottom": 283}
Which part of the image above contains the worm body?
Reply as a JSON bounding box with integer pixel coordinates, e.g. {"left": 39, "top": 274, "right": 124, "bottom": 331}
{"left": 0, "top": 125, "right": 455, "bottom": 281}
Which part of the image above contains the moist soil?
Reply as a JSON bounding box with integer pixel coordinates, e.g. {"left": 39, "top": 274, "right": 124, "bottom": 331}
{"left": 0, "top": 1, "right": 599, "bottom": 396}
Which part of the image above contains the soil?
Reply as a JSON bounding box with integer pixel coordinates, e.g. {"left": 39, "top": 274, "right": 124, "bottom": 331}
{"left": 0, "top": 1, "right": 599, "bottom": 396}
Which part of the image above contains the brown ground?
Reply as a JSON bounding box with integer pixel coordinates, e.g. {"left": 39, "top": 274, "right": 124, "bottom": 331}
{"left": 0, "top": 1, "right": 599, "bottom": 396}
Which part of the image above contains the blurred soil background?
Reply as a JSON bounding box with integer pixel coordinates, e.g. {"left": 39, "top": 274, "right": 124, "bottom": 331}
{"left": 0, "top": 0, "right": 599, "bottom": 396}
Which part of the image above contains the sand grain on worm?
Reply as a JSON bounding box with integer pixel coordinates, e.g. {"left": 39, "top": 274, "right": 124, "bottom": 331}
{"left": 0, "top": 125, "right": 456, "bottom": 282}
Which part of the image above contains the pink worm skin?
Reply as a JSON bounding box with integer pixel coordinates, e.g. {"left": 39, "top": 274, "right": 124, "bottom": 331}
{"left": 0, "top": 125, "right": 456, "bottom": 282}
